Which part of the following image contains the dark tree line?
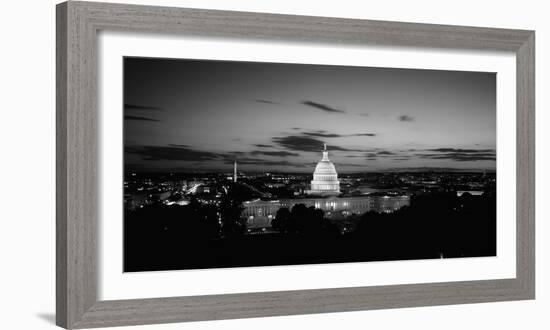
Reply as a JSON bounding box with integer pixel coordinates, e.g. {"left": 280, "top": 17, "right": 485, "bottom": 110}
{"left": 271, "top": 204, "right": 339, "bottom": 237}
{"left": 346, "top": 192, "right": 496, "bottom": 260}
{"left": 125, "top": 190, "right": 496, "bottom": 272}
{"left": 124, "top": 183, "right": 248, "bottom": 271}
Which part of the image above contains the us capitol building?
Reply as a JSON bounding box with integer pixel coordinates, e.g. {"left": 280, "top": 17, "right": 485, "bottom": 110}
{"left": 306, "top": 144, "right": 341, "bottom": 195}
{"left": 243, "top": 145, "right": 411, "bottom": 231}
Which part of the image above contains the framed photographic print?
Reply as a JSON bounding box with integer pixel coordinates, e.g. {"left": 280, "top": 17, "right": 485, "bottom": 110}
{"left": 56, "top": 1, "right": 535, "bottom": 328}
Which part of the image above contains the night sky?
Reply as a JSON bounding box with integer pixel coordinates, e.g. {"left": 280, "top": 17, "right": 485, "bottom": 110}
{"left": 124, "top": 57, "right": 496, "bottom": 173}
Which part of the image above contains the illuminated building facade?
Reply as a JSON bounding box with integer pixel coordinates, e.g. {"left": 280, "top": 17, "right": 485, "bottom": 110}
{"left": 243, "top": 195, "right": 411, "bottom": 229}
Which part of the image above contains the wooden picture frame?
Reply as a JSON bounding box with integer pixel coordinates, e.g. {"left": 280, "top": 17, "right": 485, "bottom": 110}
{"left": 56, "top": 1, "right": 535, "bottom": 328}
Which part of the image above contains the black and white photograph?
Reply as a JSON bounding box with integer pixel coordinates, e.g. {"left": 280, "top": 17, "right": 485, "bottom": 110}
{"left": 123, "top": 57, "right": 497, "bottom": 272}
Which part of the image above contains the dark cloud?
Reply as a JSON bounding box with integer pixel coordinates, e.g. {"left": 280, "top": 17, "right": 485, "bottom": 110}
{"left": 425, "top": 148, "right": 494, "bottom": 153}
{"left": 364, "top": 150, "right": 402, "bottom": 160}
{"left": 365, "top": 153, "right": 378, "bottom": 159}
{"left": 330, "top": 145, "right": 364, "bottom": 152}
{"left": 351, "top": 133, "right": 377, "bottom": 137}
{"left": 126, "top": 145, "right": 221, "bottom": 162}
{"left": 223, "top": 158, "right": 306, "bottom": 167}
{"left": 418, "top": 153, "right": 496, "bottom": 161}
{"left": 342, "top": 163, "right": 368, "bottom": 167}
{"left": 124, "top": 104, "right": 163, "bottom": 111}
{"left": 303, "top": 132, "right": 343, "bottom": 138}
{"left": 253, "top": 99, "right": 280, "bottom": 105}
{"left": 272, "top": 135, "right": 324, "bottom": 152}
{"left": 272, "top": 135, "right": 364, "bottom": 153}
{"left": 415, "top": 148, "right": 496, "bottom": 162}
{"left": 301, "top": 101, "right": 346, "bottom": 114}
{"left": 224, "top": 156, "right": 264, "bottom": 162}
{"left": 363, "top": 150, "right": 395, "bottom": 159}
{"left": 124, "top": 115, "right": 160, "bottom": 122}
{"left": 360, "top": 148, "right": 496, "bottom": 162}
{"left": 250, "top": 150, "right": 300, "bottom": 157}
{"left": 254, "top": 144, "right": 274, "bottom": 148}
{"left": 302, "top": 130, "right": 376, "bottom": 138}
{"left": 398, "top": 115, "right": 415, "bottom": 122}
{"left": 127, "top": 143, "right": 309, "bottom": 167}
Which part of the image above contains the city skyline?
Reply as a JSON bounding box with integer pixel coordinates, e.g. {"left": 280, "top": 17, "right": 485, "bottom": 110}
{"left": 124, "top": 57, "right": 496, "bottom": 173}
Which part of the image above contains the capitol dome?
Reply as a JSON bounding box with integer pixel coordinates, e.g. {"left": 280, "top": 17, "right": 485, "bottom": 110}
{"left": 308, "top": 144, "right": 340, "bottom": 195}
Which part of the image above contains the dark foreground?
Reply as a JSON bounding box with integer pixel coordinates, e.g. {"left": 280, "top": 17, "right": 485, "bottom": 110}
{"left": 124, "top": 192, "right": 496, "bottom": 272}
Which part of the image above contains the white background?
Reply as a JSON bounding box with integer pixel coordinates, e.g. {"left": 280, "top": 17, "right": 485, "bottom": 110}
{"left": 99, "top": 32, "right": 517, "bottom": 300}
{"left": 0, "top": 0, "right": 547, "bottom": 329}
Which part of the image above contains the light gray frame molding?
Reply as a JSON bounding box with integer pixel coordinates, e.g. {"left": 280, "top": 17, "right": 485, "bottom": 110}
{"left": 56, "top": 1, "right": 535, "bottom": 328}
